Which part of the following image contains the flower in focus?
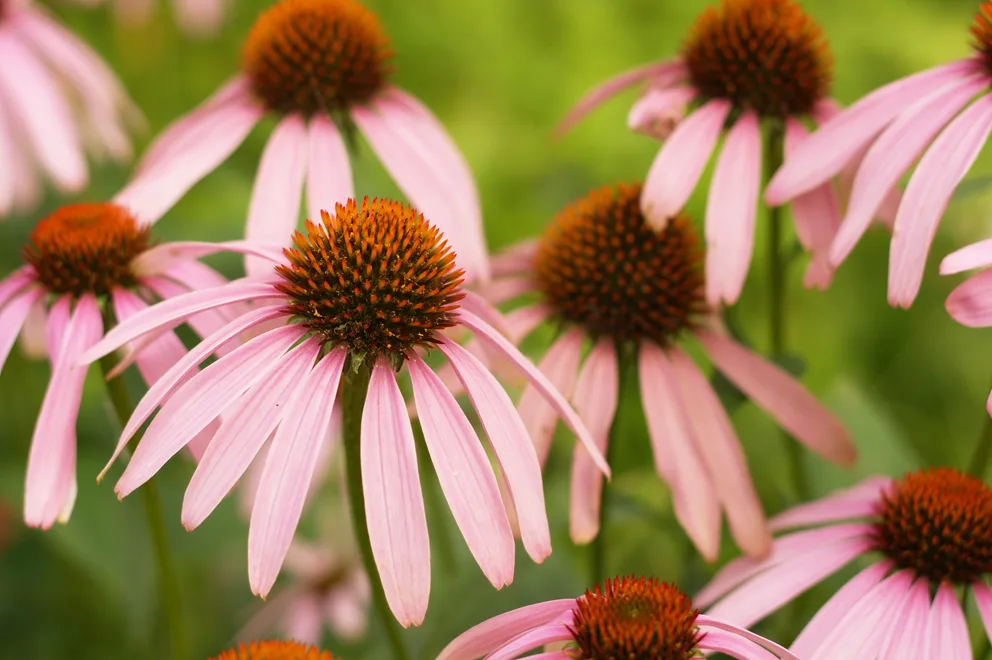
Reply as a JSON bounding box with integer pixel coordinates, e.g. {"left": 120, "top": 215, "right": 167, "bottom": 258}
{"left": 696, "top": 468, "right": 992, "bottom": 658}
{"left": 479, "top": 182, "right": 854, "bottom": 560}
{"left": 438, "top": 575, "right": 799, "bottom": 660}
{"left": 68, "top": 0, "right": 229, "bottom": 38}
{"left": 114, "top": 0, "right": 489, "bottom": 282}
{"left": 0, "top": 0, "right": 138, "bottom": 217}
{"left": 78, "top": 197, "right": 608, "bottom": 627}
{"left": 211, "top": 640, "right": 336, "bottom": 660}
{"left": 0, "top": 201, "right": 273, "bottom": 529}
{"left": 766, "top": 1, "right": 992, "bottom": 308}
{"left": 556, "top": 0, "right": 888, "bottom": 302}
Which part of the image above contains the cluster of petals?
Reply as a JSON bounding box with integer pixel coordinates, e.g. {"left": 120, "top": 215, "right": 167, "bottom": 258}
{"left": 68, "top": 0, "right": 229, "bottom": 37}
{"left": 480, "top": 242, "right": 855, "bottom": 560}
{"left": 0, "top": 0, "right": 138, "bottom": 217}
{"left": 76, "top": 245, "right": 609, "bottom": 627}
{"left": 696, "top": 476, "right": 992, "bottom": 658}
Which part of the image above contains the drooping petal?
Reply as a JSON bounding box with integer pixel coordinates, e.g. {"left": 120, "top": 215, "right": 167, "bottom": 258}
{"left": 18, "top": 295, "right": 48, "bottom": 359}
{"left": 0, "top": 266, "right": 38, "bottom": 311}
{"left": 770, "top": 476, "right": 891, "bottom": 531}
{"left": 408, "top": 356, "right": 514, "bottom": 588}
{"left": 486, "top": 619, "right": 575, "bottom": 660}
{"left": 705, "top": 111, "right": 761, "bottom": 305}
{"left": 131, "top": 240, "right": 285, "bottom": 278}
{"left": 306, "top": 114, "right": 353, "bottom": 223}
{"left": 697, "top": 629, "right": 778, "bottom": 660}
{"left": 490, "top": 239, "right": 539, "bottom": 278}
{"left": 361, "top": 358, "right": 430, "bottom": 627}
{"left": 942, "top": 238, "right": 992, "bottom": 274}
{"left": 569, "top": 339, "right": 619, "bottom": 544}
{"left": 248, "top": 345, "right": 345, "bottom": 598}
{"left": 45, "top": 295, "right": 72, "bottom": 365}
{"left": 946, "top": 261, "right": 992, "bottom": 328}
{"left": 695, "top": 616, "right": 799, "bottom": 660}
{"left": 889, "top": 93, "right": 992, "bottom": 308}
{"left": 697, "top": 330, "right": 855, "bottom": 465}
{"left": 505, "top": 304, "right": 552, "bottom": 343}
{"left": 436, "top": 599, "right": 576, "bottom": 660}
{"left": 627, "top": 86, "right": 696, "bottom": 141}
{"left": 642, "top": 99, "right": 732, "bottom": 228}
{"left": 928, "top": 583, "right": 971, "bottom": 659}
{"left": 875, "top": 577, "right": 933, "bottom": 659}
{"left": 0, "top": 288, "right": 44, "bottom": 375}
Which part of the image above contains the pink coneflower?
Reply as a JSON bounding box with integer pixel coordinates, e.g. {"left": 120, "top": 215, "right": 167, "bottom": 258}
{"left": 0, "top": 202, "right": 272, "bottom": 529}
{"left": 438, "top": 575, "right": 799, "bottom": 660}
{"left": 696, "top": 468, "right": 992, "bottom": 658}
{"left": 211, "top": 641, "right": 337, "bottom": 660}
{"left": 77, "top": 197, "right": 608, "bottom": 627}
{"left": 478, "top": 182, "right": 855, "bottom": 560}
{"left": 0, "top": 0, "right": 137, "bottom": 217}
{"left": 115, "top": 0, "right": 489, "bottom": 281}
{"left": 766, "top": 1, "right": 992, "bottom": 308}
{"left": 69, "top": 0, "right": 229, "bottom": 38}
{"left": 942, "top": 238, "right": 992, "bottom": 413}
{"left": 555, "top": 0, "right": 885, "bottom": 302}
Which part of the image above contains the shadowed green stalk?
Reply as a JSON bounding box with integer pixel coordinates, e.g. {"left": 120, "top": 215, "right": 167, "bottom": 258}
{"left": 968, "top": 406, "right": 992, "bottom": 478}
{"left": 341, "top": 358, "right": 411, "bottom": 660}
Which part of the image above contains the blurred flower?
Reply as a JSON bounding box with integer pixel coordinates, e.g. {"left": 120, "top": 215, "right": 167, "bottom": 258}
{"left": 477, "top": 182, "right": 854, "bottom": 560}
{"left": 77, "top": 197, "right": 608, "bottom": 627}
{"left": 696, "top": 468, "right": 992, "bottom": 658}
{"left": 0, "top": 0, "right": 139, "bottom": 217}
{"left": 67, "top": 0, "right": 229, "bottom": 38}
{"left": 211, "top": 640, "right": 337, "bottom": 660}
{"left": 114, "top": 0, "right": 489, "bottom": 282}
{"left": 438, "top": 575, "right": 799, "bottom": 660}
{"left": 767, "top": 1, "right": 992, "bottom": 308}
{"left": 557, "top": 0, "right": 887, "bottom": 302}
{"left": 942, "top": 238, "right": 992, "bottom": 414}
{"left": 0, "top": 201, "right": 275, "bottom": 529}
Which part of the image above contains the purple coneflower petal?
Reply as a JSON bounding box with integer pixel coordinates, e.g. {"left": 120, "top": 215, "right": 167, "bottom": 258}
{"left": 18, "top": 297, "right": 49, "bottom": 359}
{"left": 705, "top": 111, "right": 761, "bottom": 305}
{"left": 362, "top": 358, "right": 431, "bottom": 628}
{"left": 182, "top": 341, "right": 328, "bottom": 530}
{"left": 569, "top": 339, "right": 618, "bottom": 544}
{"left": 115, "top": 324, "right": 305, "bottom": 497}
{"left": 638, "top": 342, "right": 720, "bottom": 561}
{"left": 642, "top": 98, "right": 732, "bottom": 229}
{"left": 889, "top": 93, "right": 992, "bottom": 308}
{"left": 697, "top": 330, "right": 855, "bottom": 465}
{"left": 947, "top": 268, "right": 992, "bottom": 327}
{"left": 437, "top": 599, "right": 576, "bottom": 660}
{"left": 111, "top": 288, "right": 187, "bottom": 386}
{"left": 555, "top": 59, "right": 686, "bottom": 138}
{"left": 830, "top": 75, "right": 985, "bottom": 268}
{"left": 928, "top": 583, "right": 971, "bottom": 658}
{"left": 458, "top": 310, "right": 610, "bottom": 476}
{"left": 249, "top": 343, "right": 344, "bottom": 598}
{"left": 627, "top": 86, "right": 695, "bottom": 140}
{"left": 45, "top": 295, "right": 73, "bottom": 364}
{"left": 437, "top": 337, "right": 550, "bottom": 562}
{"left": 476, "top": 278, "right": 535, "bottom": 306}
{"left": 0, "top": 109, "right": 13, "bottom": 215}
{"left": 132, "top": 240, "right": 284, "bottom": 278}
{"left": 24, "top": 294, "right": 101, "bottom": 529}
{"left": 876, "top": 576, "right": 931, "bottom": 658}
{"left": 668, "top": 347, "right": 770, "bottom": 557}
{"left": 0, "top": 266, "right": 37, "bottom": 309}
{"left": 174, "top": 0, "right": 225, "bottom": 36}
{"left": 306, "top": 115, "right": 353, "bottom": 224}
{"left": 766, "top": 59, "right": 977, "bottom": 205}
{"left": 697, "top": 628, "right": 778, "bottom": 660}
{"left": 490, "top": 240, "right": 539, "bottom": 278}
{"left": 770, "top": 476, "right": 891, "bottom": 531}
{"left": 0, "top": 288, "right": 44, "bottom": 374}
{"left": 695, "top": 616, "right": 799, "bottom": 660}
{"left": 942, "top": 237, "right": 992, "bottom": 274}
{"left": 486, "top": 619, "right": 575, "bottom": 660}
{"left": 408, "top": 356, "right": 514, "bottom": 588}
{"left": 505, "top": 304, "right": 551, "bottom": 344}
{"left": 140, "top": 273, "right": 238, "bottom": 353}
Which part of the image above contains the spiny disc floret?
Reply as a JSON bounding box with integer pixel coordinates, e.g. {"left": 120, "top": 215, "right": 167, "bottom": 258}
{"left": 535, "top": 182, "right": 705, "bottom": 346}
{"left": 212, "top": 641, "right": 336, "bottom": 660}
{"left": 23, "top": 203, "right": 151, "bottom": 297}
{"left": 276, "top": 197, "right": 464, "bottom": 359}
{"left": 243, "top": 0, "right": 393, "bottom": 116}
{"left": 871, "top": 468, "right": 992, "bottom": 585}
{"left": 971, "top": 2, "right": 992, "bottom": 78}
{"left": 569, "top": 576, "right": 702, "bottom": 660}
{"left": 682, "top": 0, "right": 832, "bottom": 118}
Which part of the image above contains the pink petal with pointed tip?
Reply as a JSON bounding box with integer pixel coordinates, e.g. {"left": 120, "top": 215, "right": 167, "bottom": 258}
{"left": 705, "top": 111, "right": 761, "bottom": 305}
{"left": 0, "top": 288, "right": 44, "bottom": 375}
{"left": 695, "top": 616, "right": 799, "bottom": 660}
{"left": 947, "top": 268, "right": 992, "bottom": 327}
{"left": 941, "top": 237, "right": 992, "bottom": 274}
{"left": 306, "top": 114, "right": 353, "bottom": 223}
{"left": 642, "top": 99, "right": 732, "bottom": 228}
{"left": 248, "top": 344, "right": 344, "bottom": 597}
{"left": 408, "top": 357, "right": 514, "bottom": 588}
{"left": 436, "top": 599, "right": 575, "bottom": 660}
{"left": 361, "top": 358, "right": 431, "bottom": 627}
{"left": 569, "top": 339, "right": 618, "bottom": 544}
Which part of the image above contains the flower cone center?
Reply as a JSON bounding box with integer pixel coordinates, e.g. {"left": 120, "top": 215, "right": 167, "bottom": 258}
{"left": 243, "top": 0, "right": 393, "bottom": 116}
{"left": 534, "top": 182, "right": 705, "bottom": 346}
{"left": 212, "top": 641, "right": 337, "bottom": 660}
{"left": 872, "top": 468, "right": 992, "bottom": 584}
{"left": 276, "top": 197, "right": 464, "bottom": 359}
{"left": 569, "top": 576, "right": 702, "bottom": 660}
{"left": 971, "top": 2, "right": 992, "bottom": 77}
{"left": 682, "top": 0, "right": 832, "bottom": 118}
{"left": 23, "top": 203, "right": 150, "bottom": 296}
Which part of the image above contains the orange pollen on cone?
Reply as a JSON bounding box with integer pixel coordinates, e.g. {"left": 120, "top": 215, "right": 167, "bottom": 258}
{"left": 22, "top": 202, "right": 151, "bottom": 297}
{"left": 534, "top": 182, "right": 706, "bottom": 346}
{"left": 275, "top": 197, "right": 465, "bottom": 359}
{"left": 211, "top": 641, "right": 337, "bottom": 660}
{"left": 682, "top": 0, "right": 832, "bottom": 118}
{"left": 971, "top": 2, "right": 992, "bottom": 76}
{"left": 243, "top": 0, "right": 394, "bottom": 116}
{"left": 871, "top": 467, "right": 992, "bottom": 585}
{"left": 568, "top": 576, "right": 702, "bottom": 660}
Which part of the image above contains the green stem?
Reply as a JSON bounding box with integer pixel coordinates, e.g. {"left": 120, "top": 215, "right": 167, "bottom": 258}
{"left": 967, "top": 410, "right": 992, "bottom": 478}
{"left": 340, "top": 358, "right": 411, "bottom": 660}
{"left": 765, "top": 122, "right": 807, "bottom": 503}
{"left": 99, "top": 354, "right": 189, "bottom": 660}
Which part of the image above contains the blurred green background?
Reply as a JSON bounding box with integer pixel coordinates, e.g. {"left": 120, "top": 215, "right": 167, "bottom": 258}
{"left": 2, "top": 0, "right": 992, "bottom": 658}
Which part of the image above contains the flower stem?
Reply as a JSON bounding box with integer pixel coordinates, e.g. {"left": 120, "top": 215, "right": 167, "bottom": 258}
{"left": 765, "top": 121, "right": 807, "bottom": 503}
{"left": 340, "top": 358, "right": 411, "bottom": 660}
{"left": 98, "top": 353, "right": 189, "bottom": 660}
{"left": 968, "top": 409, "right": 992, "bottom": 478}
